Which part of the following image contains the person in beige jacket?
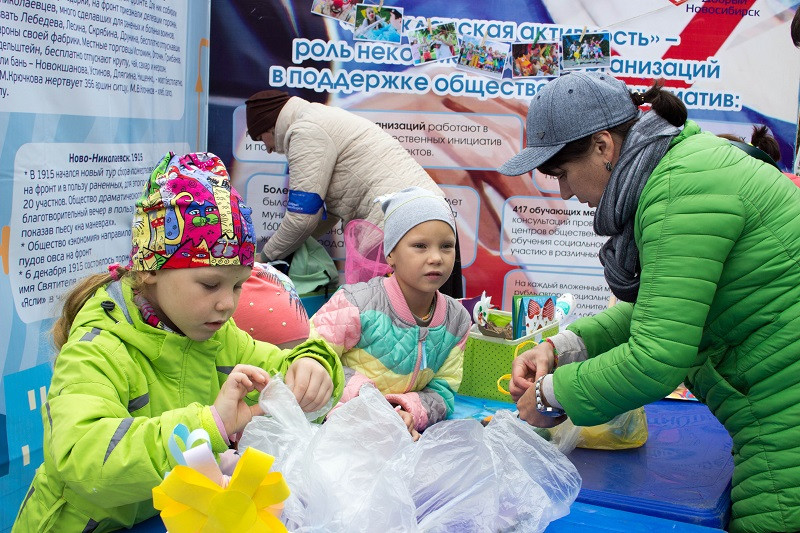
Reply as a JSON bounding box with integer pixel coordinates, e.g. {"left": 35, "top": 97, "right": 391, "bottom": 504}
{"left": 245, "top": 90, "right": 462, "bottom": 296}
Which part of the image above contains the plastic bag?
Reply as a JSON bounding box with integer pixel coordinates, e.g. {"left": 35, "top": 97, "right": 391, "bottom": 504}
{"left": 240, "top": 378, "right": 582, "bottom": 532}
{"left": 548, "top": 407, "right": 648, "bottom": 450}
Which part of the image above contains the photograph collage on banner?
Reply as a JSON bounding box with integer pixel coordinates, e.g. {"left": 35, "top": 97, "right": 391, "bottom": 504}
{"left": 408, "top": 21, "right": 459, "bottom": 65}
{"left": 561, "top": 31, "right": 611, "bottom": 70}
{"left": 353, "top": 3, "right": 404, "bottom": 43}
{"left": 456, "top": 35, "right": 511, "bottom": 79}
{"left": 511, "top": 41, "right": 561, "bottom": 78}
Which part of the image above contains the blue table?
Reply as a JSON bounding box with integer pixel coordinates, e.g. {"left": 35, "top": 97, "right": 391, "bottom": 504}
{"left": 453, "top": 395, "right": 733, "bottom": 529}
{"left": 545, "top": 501, "right": 725, "bottom": 532}
{"left": 134, "top": 500, "right": 725, "bottom": 532}
{"left": 134, "top": 395, "right": 734, "bottom": 532}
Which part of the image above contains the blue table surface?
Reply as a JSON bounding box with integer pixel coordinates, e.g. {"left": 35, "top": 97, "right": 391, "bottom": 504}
{"left": 545, "top": 501, "right": 725, "bottom": 532}
{"left": 454, "top": 394, "right": 733, "bottom": 529}
{"left": 133, "top": 395, "right": 732, "bottom": 532}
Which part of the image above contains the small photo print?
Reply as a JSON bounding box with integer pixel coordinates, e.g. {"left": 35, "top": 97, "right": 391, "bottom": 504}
{"left": 311, "top": 0, "right": 357, "bottom": 26}
{"left": 457, "top": 35, "right": 511, "bottom": 79}
{"left": 408, "top": 22, "right": 459, "bottom": 65}
{"left": 352, "top": 4, "right": 404, "bottom": 44}
{"left": 511, "top": 42, "right": 560, "bottom": 78}
{"left": 561, "top": 31, "right": 611, "bottom": 70}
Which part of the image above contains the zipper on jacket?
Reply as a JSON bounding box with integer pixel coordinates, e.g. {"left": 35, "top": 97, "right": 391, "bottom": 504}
{"left": 405, "top": 330, "right": 427, "bottom": 393}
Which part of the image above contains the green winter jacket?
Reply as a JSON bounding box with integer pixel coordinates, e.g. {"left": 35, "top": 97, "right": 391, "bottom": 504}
{"left": 554, "top": 122, "right": 800, "bottom": 533}
{"left": 13, "top": 280, "right": 343, "bottom": 533}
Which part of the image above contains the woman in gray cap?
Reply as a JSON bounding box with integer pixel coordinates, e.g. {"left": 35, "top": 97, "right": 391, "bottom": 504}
{"left": 501, "top": 72, "right": 800, "bottom": 533}
{"left": 245, "top": 90, "right": 462, "bottom": 297}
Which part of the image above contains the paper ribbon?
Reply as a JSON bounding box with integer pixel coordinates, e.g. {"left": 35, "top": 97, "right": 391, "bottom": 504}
{"left": 154, "top": 424, "right": 289, "bottom": 532}
{"left": 153, "top": 446, "right": 289, "bottom": 533}
{"left": 167, "top": 424, "right": 224, "bottom": 485}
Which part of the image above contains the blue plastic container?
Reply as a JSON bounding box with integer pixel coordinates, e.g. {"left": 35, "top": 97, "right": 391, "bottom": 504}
{"left": 299, "top": 292, "right": 332, "bottom": 317}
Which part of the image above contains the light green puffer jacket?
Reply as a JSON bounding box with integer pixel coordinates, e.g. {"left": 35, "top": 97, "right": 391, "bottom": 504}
{"left": 13, "top": 280, "right": 343, "bottom": 533}
{"left": 553, "top": 122, "right": 800, "bottom": 533}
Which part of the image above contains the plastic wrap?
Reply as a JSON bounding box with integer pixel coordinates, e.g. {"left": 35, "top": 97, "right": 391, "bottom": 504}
{"left": 240, "top": 378, "right": 581, "bottom": 532}
{"left": 548, "top": 407, "right": 648, "bottom": 450}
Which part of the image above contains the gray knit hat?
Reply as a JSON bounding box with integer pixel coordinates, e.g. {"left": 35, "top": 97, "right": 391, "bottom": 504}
{"left": 379, "top": 187, "right": 456, "bottom": 255}
{"left": 499, "top": 72, "right": 638, "bottom": 176}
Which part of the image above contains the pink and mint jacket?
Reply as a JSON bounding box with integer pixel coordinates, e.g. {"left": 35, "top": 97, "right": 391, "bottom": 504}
{"left": 310, "top": 276, "right": 472, "bottom": 430}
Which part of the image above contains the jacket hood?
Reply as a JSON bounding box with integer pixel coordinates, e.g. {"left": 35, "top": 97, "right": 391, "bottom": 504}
{"left": 72, "top": 281, "right": 225, "bottom": 367}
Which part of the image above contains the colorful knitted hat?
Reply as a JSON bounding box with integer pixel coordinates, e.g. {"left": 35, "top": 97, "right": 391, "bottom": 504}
{"left": 130, "top": 152, "right": 256, "bottom": 270}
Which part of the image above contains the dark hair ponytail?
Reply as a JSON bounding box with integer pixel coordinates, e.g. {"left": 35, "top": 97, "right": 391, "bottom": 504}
{"left": 630, "top": 79, "right": 687, "bottom": 127}
{"left": 749, "top": 124, "right": 780, "bottom": 163}
{"left": 538, "top": 78, "right": 686, "bottom": 176}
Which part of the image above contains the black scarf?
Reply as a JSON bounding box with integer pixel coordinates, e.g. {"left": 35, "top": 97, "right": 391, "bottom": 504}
{"left": 593, "top": 111, "right": 680, "bottom": 302}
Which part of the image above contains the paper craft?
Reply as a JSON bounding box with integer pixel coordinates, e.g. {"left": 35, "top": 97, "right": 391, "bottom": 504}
{"left": 153, "top": 424, "right": 290, "bottom": 533}
{"left": 513, "top": 295, "right": 557, "bottom": 338}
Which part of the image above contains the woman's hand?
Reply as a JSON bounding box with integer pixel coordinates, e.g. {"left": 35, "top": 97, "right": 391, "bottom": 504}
{"left": 285, "top": 357, "right": 334, "bottom": 413}
{"left": 397, "top": 408, "right": 421, "bottom": 441}
{"left": 516, "top": 385, "right": 567, "bottom": 428}
{"left": 509, "top": 344, "right": 555, "bottom": 402}
{"left": 510, "top": 342, "right": 565, "bottom": 428}
{"left": 213, "top": 364, "right": 270, "bottom": 436}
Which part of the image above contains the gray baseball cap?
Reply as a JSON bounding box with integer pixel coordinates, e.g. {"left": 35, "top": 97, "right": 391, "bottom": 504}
{"left": 499, "top": 72, "right": 638, "bottom": 176}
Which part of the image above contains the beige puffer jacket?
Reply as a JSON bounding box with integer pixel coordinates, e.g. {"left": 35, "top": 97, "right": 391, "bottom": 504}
{"left": 262, "top": 96, "right": 443, "bottom": 260}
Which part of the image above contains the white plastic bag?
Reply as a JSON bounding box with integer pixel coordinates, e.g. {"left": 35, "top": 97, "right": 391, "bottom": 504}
{"left": 240, "top": 378, "right": 581, "bottom": 532}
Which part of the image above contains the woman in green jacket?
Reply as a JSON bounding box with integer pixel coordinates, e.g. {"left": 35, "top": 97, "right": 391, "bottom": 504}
{"left": 501, "top": 72, "right": 800, "bottom": 533}
{"left": 13, "top": 152, "right": 344, "bottom": 532}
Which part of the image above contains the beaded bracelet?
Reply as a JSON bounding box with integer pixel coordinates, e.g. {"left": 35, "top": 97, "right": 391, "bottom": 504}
{"left": 534, "top": 375, "right": 565, "bottom": 417}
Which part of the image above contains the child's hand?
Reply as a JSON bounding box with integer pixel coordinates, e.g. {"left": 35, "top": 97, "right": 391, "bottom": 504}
{"left": 285, "top": 358, "right": 333, "bottom": 413}
{"left": 397, "top": 409, "right": 421, "bottom": 441}
{"left": 213, "top": 364, "right": 270, "bottom": 436}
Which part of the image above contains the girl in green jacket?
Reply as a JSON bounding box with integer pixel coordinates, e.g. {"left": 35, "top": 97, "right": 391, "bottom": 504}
{"left": 501, "top": 72, "right": 800, "bottom": 533}
{"left": 13, "top": 152, "right": 343, "bottom": 532}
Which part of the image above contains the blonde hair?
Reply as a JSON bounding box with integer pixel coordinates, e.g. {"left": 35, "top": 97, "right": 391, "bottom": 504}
{"left": 51, "top": 266, "right": 141, "bottom": 350}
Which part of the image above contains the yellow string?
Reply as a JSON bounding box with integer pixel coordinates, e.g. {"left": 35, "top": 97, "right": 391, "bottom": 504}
{"left": 496, "top": 374, "right": 512, "bottom": 396}
{"left": 496, "top": 340, "right": 540, "bottom": 395}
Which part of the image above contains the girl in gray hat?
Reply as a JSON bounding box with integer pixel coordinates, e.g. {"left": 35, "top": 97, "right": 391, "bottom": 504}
{"left": 501, "top": 72, "right": 800, "bottom": 533}
{"left": 308, "top": 187, "right": 472, "bottom": 441}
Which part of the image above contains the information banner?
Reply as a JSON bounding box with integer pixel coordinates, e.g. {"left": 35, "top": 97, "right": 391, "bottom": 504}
{"left": 208, "top": 0, "right": 800, "bottom": 320}
{"left": 0, "top": 2, "right": 210, "bottom": 529}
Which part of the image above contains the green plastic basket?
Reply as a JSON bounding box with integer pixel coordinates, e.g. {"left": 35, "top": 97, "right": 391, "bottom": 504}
{"left": 459, "top": 315, "right": 559, "bottom": 402}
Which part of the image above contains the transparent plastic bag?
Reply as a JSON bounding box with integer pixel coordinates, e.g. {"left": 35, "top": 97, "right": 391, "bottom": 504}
{"left": 405, "top": 420, "right": 498, "bottom": 531}
{"left": 240, "top": 378, "right": 582, "bottom": 532}
{"left": 548, "top": 407, "right": 648, "bottom": 450}
{"left": 241, "top": 378, "right": 417, "bottom": 532}
{"left": 485, "top": 411, "right": 582, "bottom": 530}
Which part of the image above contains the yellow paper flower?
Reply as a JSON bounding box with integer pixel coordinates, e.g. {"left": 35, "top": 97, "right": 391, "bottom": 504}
{"left": 153, "top": 447, "right": 290, "bottom": 533}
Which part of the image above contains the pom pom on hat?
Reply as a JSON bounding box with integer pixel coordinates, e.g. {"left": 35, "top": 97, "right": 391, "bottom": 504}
{"left": 232, "top": 263, "right": 309, "bottom": 347}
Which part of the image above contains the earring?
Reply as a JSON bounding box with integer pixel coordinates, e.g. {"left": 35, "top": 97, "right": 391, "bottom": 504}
{"left": 605, "top": 161, "right": 613, "bottom": 172}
